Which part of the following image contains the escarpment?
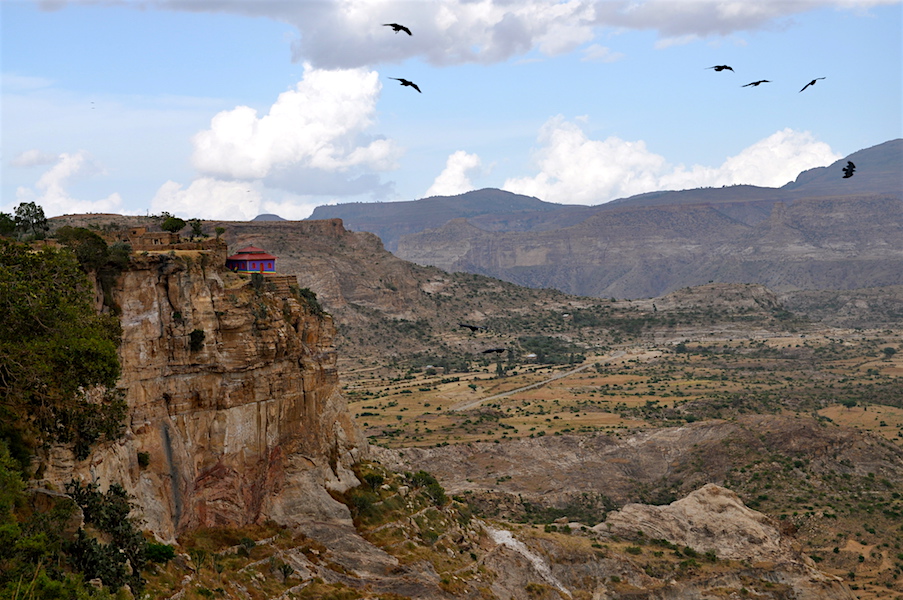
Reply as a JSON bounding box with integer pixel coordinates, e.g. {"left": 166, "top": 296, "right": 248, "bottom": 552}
{"left": 37, "top": 244, "right": 366, "bottom": 541}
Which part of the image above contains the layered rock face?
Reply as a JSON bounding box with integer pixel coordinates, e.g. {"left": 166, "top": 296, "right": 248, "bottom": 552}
{"left": 396, "top": 194, "right": 903, "bottom": 298}
{"left": 39, "top": 245, "right": 366, "bottom": 541}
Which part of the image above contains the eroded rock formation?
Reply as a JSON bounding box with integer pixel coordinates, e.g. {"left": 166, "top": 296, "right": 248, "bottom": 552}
{"left": 37, "top": 244, "right": 366, "bottom": 541}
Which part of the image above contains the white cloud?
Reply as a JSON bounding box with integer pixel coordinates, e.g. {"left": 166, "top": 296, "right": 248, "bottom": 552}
{"left": 659, "top": 129, "right": 842, "bottom": 190}
{"left": 191, "top": 64, "right": 398, "bottom": 181}
{"left": 11, "top": 149, "right": 60, "bottom": 168}
{"left": 142, "top": 0, "right": 893, "bottom": 68}
{"left": 151, "top": 178, "right": 263, "bottom": 221}
{"left": 503, "top": 118, "right": 841, "bottom": 205}
{"left": 151, "top": 178, "right": 326, "bottom": 221}
{"left": 425, "top": 151, "right": 483, "bottom": 197}
{"left": 259, "top": 198, "right": 323, "bottom": 221}
{"left": 11, "top": 151, "right": 124, "bottom": 217}
{"left": 160, "top": 63, "right": 402, "bottom": 221}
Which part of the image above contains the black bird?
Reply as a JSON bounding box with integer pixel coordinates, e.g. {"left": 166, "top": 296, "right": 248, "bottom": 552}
{"left": 481, "top": 348, "right": 506, "bottom": 354}
{"left": 383, "top": 23, "right": 412, "bottom": 35}
{"left": 458, "top": 323, "right": 486, "bottom": 332}
{"left": 842, "top": 161, "right": 856, "bottom": 178}
{"left": 799, "top": 77, "right": 826, "bottom": 92}
{"left": 742, "top": 80, "right": 770, "bottom": 87}
{"left": 389, "top": 77, "right": 421, "bottom": 93}
{"left": 706, "top": 65, "right": 733, "bottom": 72}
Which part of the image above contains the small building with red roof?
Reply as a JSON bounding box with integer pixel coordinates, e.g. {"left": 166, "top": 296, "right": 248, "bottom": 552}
{"left": 226, "top": 246, "right": 277, "bottom": 273}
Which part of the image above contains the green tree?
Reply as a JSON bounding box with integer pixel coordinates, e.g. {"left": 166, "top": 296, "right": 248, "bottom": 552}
{"left": 161, "top": 216, "right": 186, "bottom": 234}
{"left": 214, "top": 226, "right": 226, "bottom": 239}
{"left": 188, "top": 218, "right": 205, "bottom": 240}
{"left": 0, "top": 239, "right": 124, "bottom": 459}
{"left": 55, "top": 227, "right": 131, "bottom": 315}
{"left": 14, "top": 201, "right": 49, "bottom": 240}
{"left": 0, "top": 212, "right": 15, "bottom": 237}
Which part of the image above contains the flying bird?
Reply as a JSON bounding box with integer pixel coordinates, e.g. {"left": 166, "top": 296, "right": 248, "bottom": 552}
{"left": 799, "top": 77, "right": 826, "bottom": 92}
{"left": 706, "top": 65, "right": 733, "bottom": 72}
{"left": 389, "top": 77, "right": 421, "bottom": 93}
{"left": 458, "top": 323, "right": 486, "bottom": 332}
{"left": 742, "top": 80, "right": 770, "bottom": 87}
{"left": 481, "top": 348, "right": 506, "bottom": 354}
{"left": 383, "top": 23, "right": 412, "bottom": 35}
{"left": 842, "top": 161, "right": 856, "bottom": 178}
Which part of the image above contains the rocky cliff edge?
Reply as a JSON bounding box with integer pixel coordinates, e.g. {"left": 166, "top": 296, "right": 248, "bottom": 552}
{"left": 36, "top": 245, "right": 367, "bottom": 542}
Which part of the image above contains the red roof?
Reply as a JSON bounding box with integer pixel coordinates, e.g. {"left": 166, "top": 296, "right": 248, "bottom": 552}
{"left": 227, "top": 246, "right": 276, "bottom": 261}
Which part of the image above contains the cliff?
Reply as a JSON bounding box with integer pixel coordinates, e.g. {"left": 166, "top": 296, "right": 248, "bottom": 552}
{"left": 36, "top": 243, "right": 366, "bottom": 541}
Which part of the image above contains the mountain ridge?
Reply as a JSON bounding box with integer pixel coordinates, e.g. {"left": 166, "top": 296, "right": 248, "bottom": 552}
{"left": 308, "top": 138, "right": 902, "bottom": 257}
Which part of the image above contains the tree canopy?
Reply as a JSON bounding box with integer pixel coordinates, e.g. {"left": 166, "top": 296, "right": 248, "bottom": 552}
{"left": 14, "top": 201, "right": 49, "bottom": 240}
{"left": 0, "top": 239, "right": 124, "bottom": 460}
{"left": 161, "top": 216, "right": 186, "bottom": 233}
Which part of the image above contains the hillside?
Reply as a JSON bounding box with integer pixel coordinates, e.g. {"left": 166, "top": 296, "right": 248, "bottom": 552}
{"left": 397, "top": 193, "right": 903, "bottom": 298}
{"left": 36, "top": 213, "right": 903, "bottom": 599}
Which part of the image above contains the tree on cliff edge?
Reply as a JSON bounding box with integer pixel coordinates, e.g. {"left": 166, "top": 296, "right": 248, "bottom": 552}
{"left": 0, "top": 239, "right": 125, "bottom": 461}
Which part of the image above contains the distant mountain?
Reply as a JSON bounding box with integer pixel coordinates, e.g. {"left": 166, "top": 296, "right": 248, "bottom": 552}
{"left": 393, "top": 139, "right": 903, "bottom": 299}
{"left": 782, "top": 138, "right": 903, "bottom": 196}
{"left": 253, "top": 213, "right": 286, "bottom": 221}
{"left": 309, "top": 139, "right": 902, "bottom": 254}
{"left": 307, "top": 188, "right": 584, "bottom": 252}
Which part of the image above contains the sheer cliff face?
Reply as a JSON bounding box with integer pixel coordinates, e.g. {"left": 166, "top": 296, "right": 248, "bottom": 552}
{"left": 41, "top": 247, "right": 366, "bottom": 541}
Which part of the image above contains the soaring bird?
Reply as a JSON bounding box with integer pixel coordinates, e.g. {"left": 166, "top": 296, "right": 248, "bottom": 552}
{"left": 459, "top": 323, "right": 486, "bottom": 332}
{"left": 742, "top": 80, "right": 770, "bottom": 87}
{"left": 389, "top": 77, "right": 421, "bottom": 93}
{"left": 799, "top": 77, "right": 826, "bottom": 92}
{"left": 383, "top": 23, "right": 412, "bottom": 35}
{"left": 481, "top": 348, "right": 506, "bottom": 354}
{"left": 707, "top": 65, "right": 733, "bottom": 72}
{"left": 842, "top": 161, "right": 856, "bottom": 178}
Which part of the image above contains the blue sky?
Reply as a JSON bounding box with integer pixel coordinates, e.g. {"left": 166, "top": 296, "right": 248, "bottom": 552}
{"left": 2, "top": 0, "right": 901, "bottom": 220}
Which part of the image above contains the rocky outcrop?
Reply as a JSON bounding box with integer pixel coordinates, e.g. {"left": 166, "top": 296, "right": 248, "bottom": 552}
{"left": 37, "top": 245, "right": 366, "bottom": 541}
{"left": 592, "top": 484, "right": 852, "bottom": 600}
{"left": 601, "top": 484, "right": 798, "bottom": 562}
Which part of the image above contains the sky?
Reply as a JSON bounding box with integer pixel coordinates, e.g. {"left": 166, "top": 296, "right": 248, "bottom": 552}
{"left": 2, "top": 0, "right": 901, "bottom": 221}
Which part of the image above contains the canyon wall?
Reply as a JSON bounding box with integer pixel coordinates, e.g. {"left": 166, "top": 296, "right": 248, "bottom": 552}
{"left": 37, "top": 243, "right": 366, "bottom": 541}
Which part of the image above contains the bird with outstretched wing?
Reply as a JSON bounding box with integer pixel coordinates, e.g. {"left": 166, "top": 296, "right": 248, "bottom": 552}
{"left": 799, "top": 77, "right": 826, "bottom": 92}
{"left": 383, "top": 23, "right": 412, "bottom": 35}
{"left": 389, "top": 77, "right": 421, "bottom": 93}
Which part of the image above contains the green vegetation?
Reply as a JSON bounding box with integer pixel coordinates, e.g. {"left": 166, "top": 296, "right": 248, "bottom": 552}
{"left": 0, "top": 239, "right": 125, "bottom": 462}
{"left": 54, "top": 226, "right": 131, "bottom": 313}
{"left": 189, "top": 328, "right": 206, "bottom": 352}
{"left": 519, "top": 335, "right": 585, "bottom": 365}
{"left": 160, "top": 215, "right": 186, "bottom": 234}
{"left": 0, "top": 441, "right": 146, "bottom": 598}
{"left": 14, "top": 202, "right": 50, "bottom": 240}
{"left": 294, "top": 286, "right": 327, "bottom": 317}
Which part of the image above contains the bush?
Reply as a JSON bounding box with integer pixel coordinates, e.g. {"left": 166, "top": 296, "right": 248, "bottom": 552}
{"left": 146, "top": 542, "right": 175, "bottom": 563}
{"left": 137, "top": 451, "right": 150, "bottom": 468}
{"left": 189, "top": 329, "right": 206, "bottom": 352}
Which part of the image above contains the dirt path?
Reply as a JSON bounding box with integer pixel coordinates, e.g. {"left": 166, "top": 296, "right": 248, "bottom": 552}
{"left": 450, "top": 351, "right": 626, "bottom": 411}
